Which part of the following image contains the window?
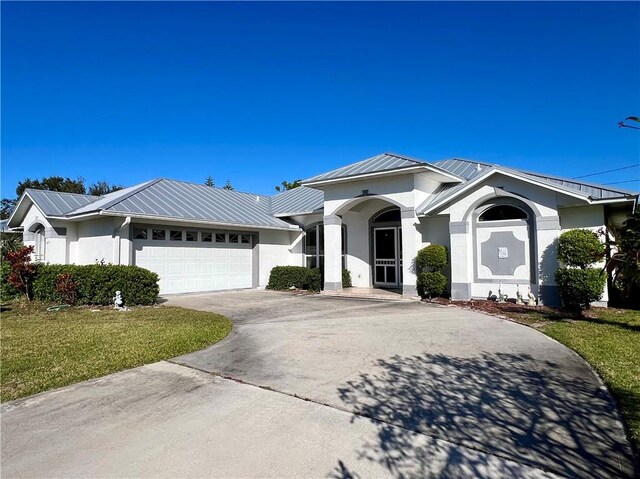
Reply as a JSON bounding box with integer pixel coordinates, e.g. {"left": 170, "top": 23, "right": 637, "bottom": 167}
{"left": 152, "top": 229, "right": 166, "bottom": 240}
{"left": 186, "top": 231, "right": 198, "bottom": 242}
{"left": 202, "top": 232, "right": 213, "bottom": 242}
{"left": 240, "top": 235, "right": 251, "bottom": 244}
{"left": 215, "top": 233, "right": 226, "bottom": 243}
{"left": 229, "top": 234, "right": 239, "bottom": 243}
{"left": 33, "top": 225, "right": 46, "bottom": 262}
{"left": 372, "top": 209, "right": 401, "bottom": 223}
{"left": 170, "top": 230, "right": 183, "bottom": 241}
{"left": 134, "top": 228, "right": 147, "bottom": 240}
{"left": 304, "top": 224, "right": 346, "bottom": 269}
{"left": 479, "top": 205, "right": 527, "bottom": 222}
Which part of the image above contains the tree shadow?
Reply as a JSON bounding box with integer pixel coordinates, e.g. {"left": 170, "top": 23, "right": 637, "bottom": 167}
{"left": 335, "top": 352, "right": 636, "bottom": 478}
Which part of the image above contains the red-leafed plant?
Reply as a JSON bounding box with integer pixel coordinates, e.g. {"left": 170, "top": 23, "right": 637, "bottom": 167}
{"left": 55, "top": 273, "right": 77, "bottom": 305}
{"left": 6, "top": 246, "right": 37, "bottom": 300}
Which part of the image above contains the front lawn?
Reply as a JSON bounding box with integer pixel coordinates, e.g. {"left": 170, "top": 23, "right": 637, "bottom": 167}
{"left": 459, "top": 300, "right": 640, "bottom": 455}
{"left": 0, "top": 302, "right": 232, "bottom": 402}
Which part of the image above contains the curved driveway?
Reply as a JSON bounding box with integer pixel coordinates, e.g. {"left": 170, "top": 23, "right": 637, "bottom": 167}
{"left": 1, "top": 290, "right": 635, "bottom": 478}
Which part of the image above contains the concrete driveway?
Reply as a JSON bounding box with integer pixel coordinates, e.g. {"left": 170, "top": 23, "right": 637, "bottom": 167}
{"left": 1, "top": 291, "right": 635, "bottom": 478}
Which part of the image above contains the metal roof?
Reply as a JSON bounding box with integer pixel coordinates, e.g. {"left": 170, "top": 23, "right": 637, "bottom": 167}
{"left": 271, "top": 186, "right": 324, "bottom": 217}
{"left": 95, "top": 179, "right": 295, "bottom": 230}
{"left": 432, "top": 158, "right": 637, "bottom": 201}
{"left": 26, "top": 189, "right": 98, "bottom": 216}
{"left": 302, "top": 153, "right": 428, "bottom": 183}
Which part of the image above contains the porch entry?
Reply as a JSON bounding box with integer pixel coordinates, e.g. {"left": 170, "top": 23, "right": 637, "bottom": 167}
{"left": 371, "top": 208, "right": 403, "bottom": 288}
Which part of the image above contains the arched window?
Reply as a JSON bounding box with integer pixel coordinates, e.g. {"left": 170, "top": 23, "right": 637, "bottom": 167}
{"left": 304, "top": 223, "right": 346, "bottom": 269}
{"left": 478, "top": 205, "right": 527, "bottom": 222}
{"left": 33, "top": 225, "right": 46, "bottom": 262}
{"left": 372, "top": 209, "right": 401, "bottom": 223}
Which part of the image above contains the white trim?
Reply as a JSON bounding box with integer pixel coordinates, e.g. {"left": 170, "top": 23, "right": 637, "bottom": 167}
{"left": 420, "top": 168, "right": 597, "bottom": 216}
{"left": 302, "top": 165, "right": 463, "bottom": 187}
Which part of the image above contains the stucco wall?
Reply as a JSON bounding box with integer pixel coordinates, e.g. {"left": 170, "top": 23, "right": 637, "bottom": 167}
{"left": 74, "top": 217, "right": 119, "bottom": 265}
{"left": 257, "top": 230, "right": 301, "bottom": 287}
{"left": 21, "top": 204, "right": 67, "bottom": 264}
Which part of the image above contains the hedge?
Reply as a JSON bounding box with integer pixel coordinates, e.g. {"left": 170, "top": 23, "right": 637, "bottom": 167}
{"left": 1, "top": 261, "right": 19, "bottom": 301}
{"left": 267, "top": 266, "right": 322, "bottom": 292}
{"left": 558, "top": 229, "right": 605, "bottom": 268}
{"left": 342, "top": 269, "right": 352, "bottom": 288}
{"left": 417, "top": 271, "right": 447, "bottom": 299}
{"left": 416, "top": 245, "right": 448, "bottom": 272}
{"left": 555, "top": 267, "right": 606, "bottom": 310}
{"left": 32, "top": 264, "right": 159, "bottom": 306}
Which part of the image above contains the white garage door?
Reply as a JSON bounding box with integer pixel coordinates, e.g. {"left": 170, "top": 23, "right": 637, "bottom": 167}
{"left": 133, "top": 227, "right": 253, "bottom": 295}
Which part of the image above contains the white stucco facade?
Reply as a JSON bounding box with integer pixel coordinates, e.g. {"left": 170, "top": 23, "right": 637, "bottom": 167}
{"left": 9, "top": 153, "right": 636, "bottom": 304}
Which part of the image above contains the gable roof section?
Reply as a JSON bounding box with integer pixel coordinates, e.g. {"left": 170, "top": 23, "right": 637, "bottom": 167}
{"left": 302, "top": 152, "right": 463, "bottom": 185}
{"left": 420, "top": 159, "right": 638, "bottom": 215}
{"left": 271, "top": 186, "right": 324, "bottom": 217}
{"left": 25, "top": 189, "right": 98, "bottom": 216}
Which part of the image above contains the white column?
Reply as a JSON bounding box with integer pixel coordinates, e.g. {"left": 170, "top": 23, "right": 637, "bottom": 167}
{"left": 401, "top": 208, "right": 419, "bottom": 296}
{"left": 323, "top": 215, "right": 343, "bottom": 291}
{"left": 449, "top": 220, "right": 472, "bottom": 300}
{"left": 535, "top": 216, "right": 561, "bottom": 306}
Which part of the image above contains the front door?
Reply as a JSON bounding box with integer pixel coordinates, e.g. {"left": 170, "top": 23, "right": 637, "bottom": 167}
{"left": 374, "top": 227, "right": 401, "bottom": 287}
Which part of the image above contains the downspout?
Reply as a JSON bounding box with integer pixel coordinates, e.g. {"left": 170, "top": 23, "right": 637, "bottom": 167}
{"left": 114, "top": 216, "right": 132, "bottom": 265}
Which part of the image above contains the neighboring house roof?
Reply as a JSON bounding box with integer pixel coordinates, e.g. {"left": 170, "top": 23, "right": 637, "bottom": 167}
{"left": 25, "top": 189, "right": 98, "bottom": 216}
{"left": 271, "top": 186, "right": 324, "bottom": 217}
{"left": 302, "top": 152, "right": 463, "bottom": 185}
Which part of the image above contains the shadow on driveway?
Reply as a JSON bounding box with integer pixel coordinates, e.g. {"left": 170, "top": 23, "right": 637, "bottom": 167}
{"left": 335, "top": 352, "right": 636, "bottom": 479}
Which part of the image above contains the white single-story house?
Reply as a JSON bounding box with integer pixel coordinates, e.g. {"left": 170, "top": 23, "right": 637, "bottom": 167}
{"left": 7, "top": 153, "right": 638, "bottom": 305}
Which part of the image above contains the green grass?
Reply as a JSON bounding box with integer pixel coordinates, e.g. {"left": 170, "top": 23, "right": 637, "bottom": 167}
{"left": 493, "top": 304, "right": 640, "bottom": 455}
{"left": 1, "top": 302, "right": 232, "bottom": 402}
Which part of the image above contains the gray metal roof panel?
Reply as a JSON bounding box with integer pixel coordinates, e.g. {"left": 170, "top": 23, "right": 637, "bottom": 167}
{"left": 66, "top": 180, "right": 160, "bottom": 216}
{"left": 271, "top": 186, "right": 324, "bottom": 216}
{"left": 26, "top": 189, "right": 98, "bottom": 216}
{"left": 100, "top": 179, "right": 294, "bottom": 229}
{"left": 302, "top": 153, "right": 427, "bottom": 183}
{"left": 432, "top": 158, "right": 638, "bottom": 201}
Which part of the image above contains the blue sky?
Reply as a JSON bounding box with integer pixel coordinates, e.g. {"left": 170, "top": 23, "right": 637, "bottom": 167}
{"left": 2, "top": 1, "right": 639, "bottom": 197}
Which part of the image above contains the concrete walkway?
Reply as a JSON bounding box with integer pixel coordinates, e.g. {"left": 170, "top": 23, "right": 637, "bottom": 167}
{"left": 1, "top": 290, "right": 636, "bottom": 478}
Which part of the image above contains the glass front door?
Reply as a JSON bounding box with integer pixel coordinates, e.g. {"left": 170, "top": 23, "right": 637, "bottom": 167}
{"left": 374, "top": 227, "right": 400, "bottom": 287}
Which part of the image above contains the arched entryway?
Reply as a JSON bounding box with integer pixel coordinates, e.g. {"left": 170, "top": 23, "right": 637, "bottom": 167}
{"left": 370, "top": 207, "right": 402, "bottom": 287}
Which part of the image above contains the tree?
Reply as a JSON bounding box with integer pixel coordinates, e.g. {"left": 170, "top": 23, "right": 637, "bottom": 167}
{"left": 16, "top": 176, "right": 86, "bottom": 197}
{"left": 5, "top": 245, "right": 37, "bottom": 300}
{"left": 605, "top": 210, "right": 640, "bottom": 308}
{"left": 222, "top": 180, "right": 234, "bottom": 191}
{"left": 0, "top": 199, "right": 17, "bottom": 220}
{"left": 204, "top": 175, "right": 215, "bottom": 188}
{"left": 87, "top": 181, "right": 123, "bottom": 196}
{"left": 275, "top": 179, "right": 302, "bottom": 192}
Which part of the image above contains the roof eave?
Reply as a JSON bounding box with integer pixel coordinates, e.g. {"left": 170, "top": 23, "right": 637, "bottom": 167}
{"left": 302, "top": 165, "right": 458, "bottom": 187}
{"left": 97, "top": 211, "right": 301, "bottom": 231}
{"left": 418, "top": 167, "right": 596, "bottom": 216}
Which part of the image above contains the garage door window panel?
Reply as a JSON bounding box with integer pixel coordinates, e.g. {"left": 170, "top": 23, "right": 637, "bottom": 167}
{"left": 215, "top": 234, "right": 226, "bottom": 243}
{"left": 170, "top": 231, "right": 183, "bottom": 241}
{"left": 152, "top": 229, "right": 166, "bottom": 240}
{"left": 229, "top": 234, "right": 239, "bottom": 244}
{"left": 202, "top": 232, "right": 213, "bottom": 242}
{"left": 186, "top": 231, "right": 198, "bottom": 242}
{"left": 134, "top": 228, "right": 147, "bottom": 240}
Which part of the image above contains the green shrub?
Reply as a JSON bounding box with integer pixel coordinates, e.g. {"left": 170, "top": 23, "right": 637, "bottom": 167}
{"left": 342, "top": 269, "right": 352, "bottom": 288}
{"left": 417, "top": 271, "right": 447, "bottom": 299}
{"left": 267, "top": 266, "right": 322, "bottom": 292}
{"left": 558, "top": 229, "right": 605, "bottom": 268}
{"left": 32, "top": 264, "right": 159, "bottom": 305}
{"left": 416, "top": 245, "right": 448, "bottom": 272}
{"left": 555, "top": 268, "right": 606, "bottom": 310}
{"left": 0, "top": 260, "right": 19, "bottom": 301}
